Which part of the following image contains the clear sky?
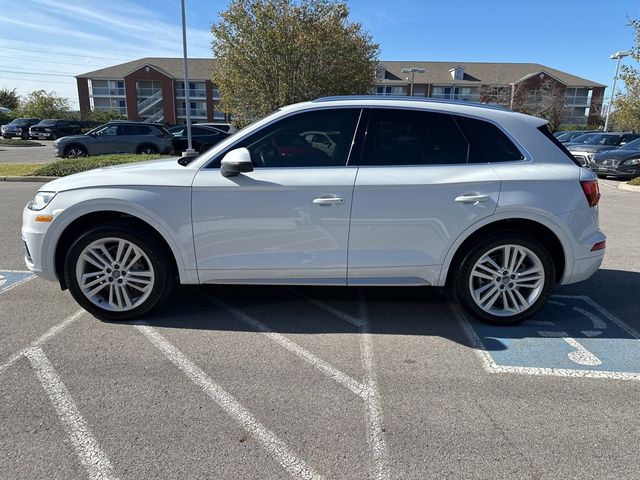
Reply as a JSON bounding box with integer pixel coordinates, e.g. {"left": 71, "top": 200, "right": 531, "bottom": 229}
{"left": 1, "top": 0, "right": 638, "bottom": 109}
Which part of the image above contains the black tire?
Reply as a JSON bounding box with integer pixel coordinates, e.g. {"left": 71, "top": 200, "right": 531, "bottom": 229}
{"left": 137, "top": 144, "right": 159, "bottom": 155}
{"left": 64, "top": 222, "right": 174, "bottom": 321}
{"left": 50, "top": 132, "right": 58, "bottom": 140}
{"left": 452, "top": 233, "right": 555, "bottom": 325}
{"left": 64, "top": 144, "right": 87, "bottom": 158}
{"left": 21, "top": 131, "right": 29, "bottom": 140}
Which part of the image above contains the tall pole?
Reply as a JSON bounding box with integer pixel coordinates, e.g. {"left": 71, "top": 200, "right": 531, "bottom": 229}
{"left": 410, "top": 71, "right": 415, "bottom": 96}
{"left": 604, "top": 56, "right": 622, "bottom": 132}
{"left": 181, "top": 0, "right": 195, "bottom": 155}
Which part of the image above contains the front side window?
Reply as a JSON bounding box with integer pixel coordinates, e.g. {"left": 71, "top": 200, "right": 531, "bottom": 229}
{"left": 95, "top": 125, "right": 117, "bottom": 136}
{"left": 360, "top": 109, "right": 469, "bottom": 166}
{"left": 234, "top": 108, "right": 360, "bottom": 168}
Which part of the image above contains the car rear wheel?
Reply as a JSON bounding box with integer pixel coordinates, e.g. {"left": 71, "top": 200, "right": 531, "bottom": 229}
{"left": 137, "top": 144, "right": 159, "bottom": 155}
{"left": 64, "top": 145, "right": 87, "bottom": 158}
{"left": 64, "top": 223, "right": 174, "bottom": 321}
{"left": 453, "top": 234, "right": 555, "bottom": 324}
{"left": 21, "top": 131, "right": 29, "bottom": 140}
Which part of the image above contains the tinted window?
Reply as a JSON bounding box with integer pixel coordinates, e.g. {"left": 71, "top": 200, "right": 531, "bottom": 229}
{"left": 360, "top": 109, "right": 469, "bottom": 166}
{"left": 462, "top": 116, "right": 524, "bottom": 163}
{"left": 621, "top": 134, "right": 640, "bottom": 145}
{"left": 39, "top": 119, "right": 57, "bottom": 126}
{"left": 192, "top": 126, "right": 216, "bottom": 136}
{"left": 118, "top": 125, "right": 152, "bottom": 135}
{"left": 236, "top": 108, "right": 360, "bottom": 168}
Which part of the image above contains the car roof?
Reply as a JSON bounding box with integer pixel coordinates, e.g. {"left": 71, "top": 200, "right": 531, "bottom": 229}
{"left": 280, "top": 95, "right": 547, "bottom": 128}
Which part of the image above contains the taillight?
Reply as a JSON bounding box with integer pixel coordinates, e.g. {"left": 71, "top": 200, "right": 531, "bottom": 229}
{"left": 580, "top": 180, "right": 601, "bottom": 207}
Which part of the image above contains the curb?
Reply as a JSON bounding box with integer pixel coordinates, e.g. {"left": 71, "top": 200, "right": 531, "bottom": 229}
{"left": 0, "top": 143, "right": 44, "bottom": 147}
{"left": 1, "top": 176, "right": 58, "bottom": 182}
{"left": 618, "top": 182, "right": 640, "bottom": 192}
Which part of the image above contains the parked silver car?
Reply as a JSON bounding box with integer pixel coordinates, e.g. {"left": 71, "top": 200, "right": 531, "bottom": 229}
{"left": 53, "top": 121, "right": 174, "bottom": 157}
{"left": 23, "top": 97, "right": 605, "bottom": 324}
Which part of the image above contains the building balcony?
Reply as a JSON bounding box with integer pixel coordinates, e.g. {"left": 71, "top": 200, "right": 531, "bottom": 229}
{"left": 175, "top": 89, "right": 206, "bottom": 99}
{"left": 91, "top": 88, "right": 125, "bottom": 97}
{"left": 177, "top": 108, "right": 208, "bottom": 118}
{"left": 94, "top": 106, "right": 127, "bottom": 114}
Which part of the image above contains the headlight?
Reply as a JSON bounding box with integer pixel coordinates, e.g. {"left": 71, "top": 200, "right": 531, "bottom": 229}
{"left": 27, "top": 191, "right": 57, "bottom": 211}
{"left": 44, "top": 128, "right": 52, "bottom": 132}
{"left": 623, "top": 158, "right": 640, "bottom": 165}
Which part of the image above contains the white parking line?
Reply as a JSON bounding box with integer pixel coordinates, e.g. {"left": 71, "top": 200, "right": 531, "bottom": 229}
{"left": 135, "top": 323, "right": 324, "bottom": 480}
{"left": 204, "top": 294, "right": 368, "bottom": 399}
{"left": 0, "top": 309, "right": 85, "bottom": 376}
{"left": 25, "top": 347, "right": 117, "bottom": 480}
{"left": 357, "top": 291, "right": 391, "bottom": 480}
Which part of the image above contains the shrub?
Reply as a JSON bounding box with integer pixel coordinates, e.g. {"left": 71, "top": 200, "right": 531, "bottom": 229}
{"left": 32, "top": 154, "right": 171, "bottom": 177}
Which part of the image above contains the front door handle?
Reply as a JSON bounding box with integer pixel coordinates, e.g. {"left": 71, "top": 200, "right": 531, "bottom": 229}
{"left": 454, "top": 194, "right": 490, "bottom": 204}
{"left": 313, "top": 196, "right": 344, "bottom": 206}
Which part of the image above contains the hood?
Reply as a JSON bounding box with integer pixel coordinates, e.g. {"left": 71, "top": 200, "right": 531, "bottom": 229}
{"left": 594, "top": 149, "right": 640, "bottom": 161}
{"left": 55, "top": 134, "right": 87, "bottom": 143}
{"left": 566, "top": 144, "right": 617, "bottom": 154}
{"left": 41, "top": 157, "right": 198, "bottom": 193}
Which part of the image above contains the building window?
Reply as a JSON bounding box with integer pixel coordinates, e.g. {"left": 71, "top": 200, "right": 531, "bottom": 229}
{"left": 374, "top": 85, "right": 407, "bottom": 96}
{"left": 176, "top": 81, "right": 206, "bottom": 98}
{"left": 450, "top": 66, "right": 465, "bottom": 81}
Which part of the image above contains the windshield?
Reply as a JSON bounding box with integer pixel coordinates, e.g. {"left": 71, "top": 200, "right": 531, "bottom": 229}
{"left": 584, "top": 134, "right": 622, "bottom": 145}
{"left": 38, "top": 119, "right": 57, "bottom": 126}
{"left": 555, "top": 132, "right": 573, "bottom": 142}
{"left": 10, "top": 119, "right": 29, "bottom": 126}
{"left": 620, "top": 138, "right": 640, "bottom": 150}
{"left": 570, "top": 133, "right": 597, "bottom": 144}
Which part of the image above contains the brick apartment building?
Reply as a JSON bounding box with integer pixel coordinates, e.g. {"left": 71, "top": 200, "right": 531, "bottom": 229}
{"left": 76, "top": 58, "right": 606, "bottom": 126}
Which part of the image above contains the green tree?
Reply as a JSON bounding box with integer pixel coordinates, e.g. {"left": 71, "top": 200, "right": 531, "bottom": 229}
{"left": 211, "top": 0, "right": 379, "bottom": 125}
{"left": 86, "top": 108, "right": 125, "bottom": 124}
{"left": 613, "top": 18, "right": 640, "bottom": 131}
{"left": 18, "top": 90, "right": 70, "bottom": 119}
{"left": 0, "top": 87, "right": 20, "bottom": 111}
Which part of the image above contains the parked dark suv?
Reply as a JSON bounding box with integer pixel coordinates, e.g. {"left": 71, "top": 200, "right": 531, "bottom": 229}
{"left": 53, "top": 121, "right": 174, "bottom": 157}
{"left": 29, "top": 119, "right": 81, "bottom": 140}
{"left": 1, "top": 118, "right": 41, "bottom": 139}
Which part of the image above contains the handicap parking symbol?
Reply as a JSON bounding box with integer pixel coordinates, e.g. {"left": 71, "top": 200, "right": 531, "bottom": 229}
{"left": 0, "top": 270, "right": 35, "bottom": 294}
{"left": 461, "top": 295, "right": 640, "bottom": 381}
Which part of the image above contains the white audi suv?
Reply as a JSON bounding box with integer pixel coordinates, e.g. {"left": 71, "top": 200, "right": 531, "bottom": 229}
{"left": 22, "top": 96, "right": 605, "bottom": 324}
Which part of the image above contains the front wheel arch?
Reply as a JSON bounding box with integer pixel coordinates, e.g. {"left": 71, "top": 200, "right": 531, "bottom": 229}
{"left": 54, "top": 211, "right": 179, "bottom": 290}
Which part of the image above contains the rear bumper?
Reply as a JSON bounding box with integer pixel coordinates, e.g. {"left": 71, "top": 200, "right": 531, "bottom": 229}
{"left": 562, "top": 251, "right": 605, "bottom": 285}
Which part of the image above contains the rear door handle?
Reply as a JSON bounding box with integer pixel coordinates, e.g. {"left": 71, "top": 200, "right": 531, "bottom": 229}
{"left": 454, "top": 194, "right": 490, "bottom": 204}
{"left": 313, "top": 196, "right": 344, "bottom": 206}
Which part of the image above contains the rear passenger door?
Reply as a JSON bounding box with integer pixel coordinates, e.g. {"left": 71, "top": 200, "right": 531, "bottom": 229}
{"left": 348, "top": 108, "right": 509, "bottom": 286}
{"left": 118, "top": 124, "right": 152, "bottom": 153}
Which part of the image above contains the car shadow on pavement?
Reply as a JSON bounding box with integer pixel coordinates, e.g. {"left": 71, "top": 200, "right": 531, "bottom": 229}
{"left": 112, "top": 268, "right": 640, "bottom": 353}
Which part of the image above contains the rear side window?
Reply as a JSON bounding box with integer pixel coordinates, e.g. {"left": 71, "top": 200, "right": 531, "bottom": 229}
{"left": 461, "top": 117, "right": 524, "bottom": 163}
{"left": 536, "top": 124, "right": 581, "bottom": 166}
{"left": 119, "top": 125, "right": 152, "bottom": 135}
{"left": 361, "top": 109, "right": 469, "bottom": 166}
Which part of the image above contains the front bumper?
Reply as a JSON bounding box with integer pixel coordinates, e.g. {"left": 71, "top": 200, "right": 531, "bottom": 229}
{"left": 591, "top": 164, "right": 640, "bottom": 178}
{"left": 21, "top": 206, "right": 59, "bottom": 283}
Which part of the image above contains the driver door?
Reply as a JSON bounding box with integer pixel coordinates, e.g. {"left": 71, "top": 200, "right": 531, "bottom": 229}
{"left": 191, "top": 108, "right": 363, "bottom": 285}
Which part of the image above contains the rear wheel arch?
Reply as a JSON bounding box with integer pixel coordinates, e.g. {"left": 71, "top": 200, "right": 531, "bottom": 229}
{"left": 54, "top": 211, "right": 180, "bottom": 290}
{"left": 443, "top": 218, "right": 567, "bottom": 287}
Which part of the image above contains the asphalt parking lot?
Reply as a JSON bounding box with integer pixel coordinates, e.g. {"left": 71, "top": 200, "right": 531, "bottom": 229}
{"left": 0, "top": 140, "right": 58, "bottom": 164}
{"left": 1, "top": 180, "right": 639, "bottom": 479}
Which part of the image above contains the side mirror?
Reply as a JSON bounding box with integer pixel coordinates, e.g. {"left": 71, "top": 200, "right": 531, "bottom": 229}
{"left": 220, "top": 147, "right": 254, "bottom": 177}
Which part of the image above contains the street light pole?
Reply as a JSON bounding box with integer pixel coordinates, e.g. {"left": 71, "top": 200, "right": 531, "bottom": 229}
{"left": 401, "top": 67, "right": 426, "bottom": 96}
{"left": 181, "top": 0, "right": 195, "bottom": 156}
{"left": 604, "top": 51, "right": 630, "bottom": 132}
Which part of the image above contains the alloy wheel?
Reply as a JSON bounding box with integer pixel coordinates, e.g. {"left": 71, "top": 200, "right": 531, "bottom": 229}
{"left": 75, "top": 237, "right": 155, "bottom": 312}
{"left": 468, "top": 244, "right": 545, "bottom": 317}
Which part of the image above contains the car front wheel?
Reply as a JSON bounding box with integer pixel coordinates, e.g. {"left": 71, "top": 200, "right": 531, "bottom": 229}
{"left": 64, "top": 223, "right": 174, "bottom": 321}
{"left": 453, "top": 234, "right": 555, "bottom": 324}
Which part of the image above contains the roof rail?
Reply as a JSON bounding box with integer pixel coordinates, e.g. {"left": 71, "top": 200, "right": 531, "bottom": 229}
{"left": 312, "top": 95, "right": 511, "bottom": 111}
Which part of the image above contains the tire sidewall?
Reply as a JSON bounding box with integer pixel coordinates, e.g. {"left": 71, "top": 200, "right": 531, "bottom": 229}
{"left": 453, "top": 233, "right": 556, "bottom": 325}
{"left": 64, "top": 223, "right": 173, "bottom": 321}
